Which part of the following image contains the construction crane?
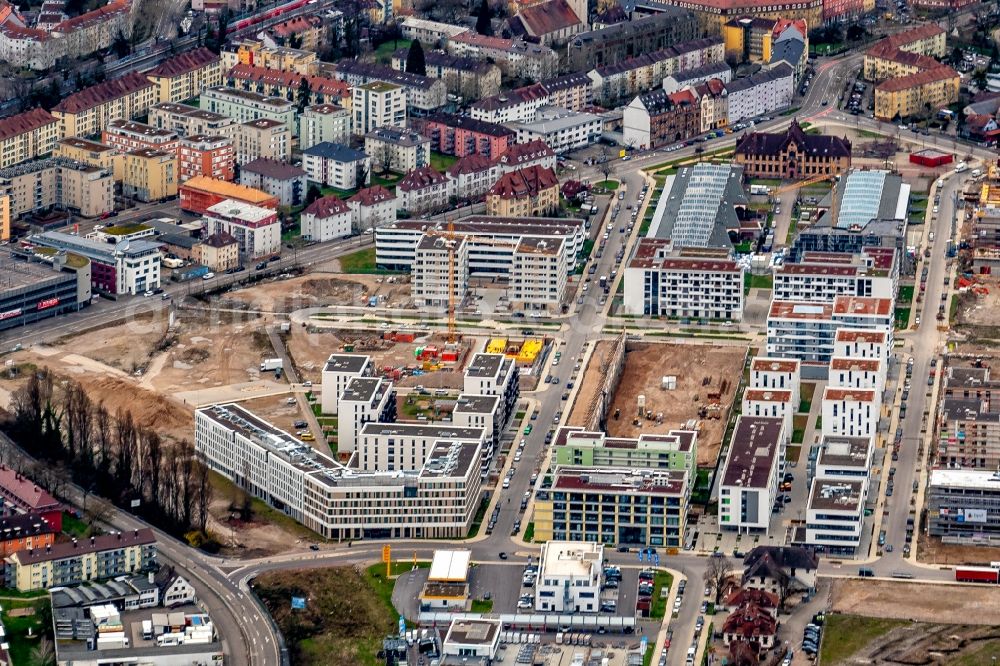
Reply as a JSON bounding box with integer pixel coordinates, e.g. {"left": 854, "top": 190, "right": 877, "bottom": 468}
{"left": 769, "top": 171, "right": 843, "bottom": 226}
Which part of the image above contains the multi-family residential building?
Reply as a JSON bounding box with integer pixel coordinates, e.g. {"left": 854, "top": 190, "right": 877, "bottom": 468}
{"left": 412, "top": 114, "right": 515, "bottom": 160}
{"left": 815, "top": 435, "right": 873, "bottom": 479}
{"left": 0, "top": 465, "right": 63, "bottom": 530}
{"left": 534, "top": 541, "right": 603, "bottom": 612}
{"left": 539, "top": 72, "right": 594, "bottom": 112}
{"left": 320, "top": 354, "right": 374, "bottom": 414}
{"left": 411, "top": 233, "right": 470, "bottom": 309}
{"left": 927, "top": 469, "right": 1000, "bottom": 540}
{"left": 510, "top": 236, "right": 567, "bottom": 313}
{"left": 805, "top": 477, "right": 865, "bottom": 553}
{"left": 874, "top": 66, "right": 960, "bottom": 121}
{"left": 195, "top": 404, "right": 484, "bottom": 540}
{"left": 447, "top": 154, "right": 501, "bottom": 203}
{"left": 469, "top": 82, "right": 551, "bottom": 125}
{"left": 401, "top": 16, "right": 469, "bottom": 45}
{"left": 534, "top": 467, "right": 689, "bottom": 548}
{"left": 446, "top": 32, "right": 559, "bottom": 81}
{"left": 179, "top": 176, "right": 278, "bottom": 214}
{"left": 194, "top": 231, "right": 240, "bottom": 273}
{"left": 937, "top": 364, "right": 1000, "bottom": 469}
{"left": 773, "top": 248, "right": 897, "bottom": 302}
{"left": 365, "top": 126, "right": 430, "bottom": 174}
{"left": 225, "top": 64, "right": 351, "bottom": 108}
{"left": 239, "top": 158, "right": 307, "bottom": 208}
{"left": 554, "top": 427, "right": 697, "bottom": 475}
{"left": 348, "top": 185, "right": 398, "bottom": 231}
{"left": 266, "top": 14, "right": 324, "bottom": 51}
{"left": 750, "top": 357, "right": 801, "bottom": 408}
{"left": 102, "top": 120, "right": 179, "bottom": 156}
{"left": 725, "top": 63, "right": 794, "bottom": 124}
{"left": 734, "top": 119, "right": 851, "bottom": 180}
{"left": 53, "top": 137, "right": 123, "bottom": 181}
{"left": 451, "top": 394, "right": 502, "bottom": 460}
{"left": 391, "top": 49, "right": 501, "bottom": 100}
{"left": 201, "top": 86, "right": 296, "bottom": 131}
{"left": 463, "top": 353, "right": 520, "bottom": 433}
{"left": 357, "top": 422, "right": 487, "bottom": 473}
{"left": 656, "top": 0, "right": 823, "bottom": 32}
{"left": 301, "top": 142, "right": 371, "bottom": 191}
{"left": 51, "top": 71, "right": 158, "bottom": 138}
{"left": 298, "top": 103, "right": 352, "bottom": 150}
{"left": 509, "top": 106, "right": 603, "bottom": 154}
{"left": 863, "top": 23, "right": 948, "bottom": 82}
{"left": 862, "top": 23, "right": 957, "bottom": 120}
{"left": 337, "top": 376, "right": 396, "bottom": 454}
{"left": 397, "top": 165, "right": 451, "bottom": 215}
{"left": 623, "top": 88, "right": 701, "bottom": 150}
{"left": 237, "top": 118, "right": 290, "bottom": 165}
{"left": 4, "top": 529, "right": 157, "bottom": 592}
{"left": 334, "top": 61, "right": 447, "bottom": 115}
{"left": 29, "top": 230, "right": 161, "bottom": 295}
{"left": 821, "top": 387, "right": 880, "bottom": 440}
{"left": 486, "top": 165, "right": 559, "bottom": 217}
{"left": 719, "top": 416, "right": 785, "bottom": 533}
{"left": 352, "top": 81, "right": 407, "bottom": 135}
{"left": 828, "top": 357, "right": 885, "bottom": 391}
{"left": 148, "top": 103, "right": 237, "bottom": 140}
{"left": 623, "top": 239, "right": 745, "bottom": 320}
{"left": 301, "top": 195, "right": 353, "bottom": 243}
{"left": 146, "top": 47, "right": 223, "bottom": 105}
{"left": 0, "top": 158, "right": 113, "bottom": 218}
{"left": 203, "top": 199, "right": 281, "bottom": 258}
{"left": 566, "top": 9, "right": 700, "bottom": 71}
{"left": 834, "top": 328, "right": 890, "bottom": 362}
{"left": 123, "top": 149, "right": 178, "bottom": 203}
{"left": 223, "top": 39, "right": 320, "bottom": 75}
{"left": 722, "top": 17, "right": 807, "bottom": 64}
{"left": 0, "top": 513, "right": 56, "bottom": 560}
{"left": 663, "top": 63, "right": 733, "bottom": 96}
{"left": 743, "top": 389, "right": 795, "bottom": 439}
{"left": 0, "top": 108, "right": 59, "bottom": 169}
{"left": 178, "top": 135, "right": 235, "bottom": 183}
{"left": 495, "top": 139, "right": 558, "bottom": 174}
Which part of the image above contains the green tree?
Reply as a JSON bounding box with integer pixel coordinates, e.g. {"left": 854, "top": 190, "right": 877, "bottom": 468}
{"left": 296, "top": 76, "right": 311, "bottom": 112}
{"left": 475, "top": 0, "right": 494, "bottom": 36}
{"left": 405, "top": 39, "right": 426, "bottom": 76}
{"left": 306, "top": 184, "right": 323, "bottom": 205}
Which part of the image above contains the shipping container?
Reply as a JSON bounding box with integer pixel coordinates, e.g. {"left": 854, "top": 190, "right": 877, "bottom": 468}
{"left": 955, "top": 566, "right": 999, "bottom": 584}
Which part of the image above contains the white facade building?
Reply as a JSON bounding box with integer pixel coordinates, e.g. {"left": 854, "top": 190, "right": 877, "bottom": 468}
{"left": 535, "top": 541, "right": 604, "bottom": 613}
{"left": 725, "top": 63, "right": 794, "bottom": 125}
{"left": 352, "top": 82, "right": 407, "bottom": 136}
{"left": 365, "top": 126, "right": 431, "bottom": 173}
{"left": 742, "top": 389, "right": 795, "bottom": 442}
{"left": 828, "top": 357, "right": 885, "bottom": 390}
{"left": 411, "top": 233, "right": 469, "bottom": 309}
{"left": 202, "top": 199, "right": 280, "bottom": 258}
{"left": 718, "top": 416, "right": 785, "bottom": 533}
{"left": 815, "top": 435, "right": 873, "bottom": 479}
{"left": 773, "top": 249, "right": 898, "bottom": 303}
{"left": 750, "top": 357, "right": 801, "bottom": 410}
{"left": 805, "top": 478, "right": 866, "bottom": 553}
{"left": 833, "top": 328, "right": 891, "bottom": 363}
{"left": 300, "top": 195, "right": 353, "bottom": 242}
{"left": 357, "top": 422, "right": 487, "bottom": 473}
{"left": 320, "top": 354, "right": 373, "bottom": 414}
{"left": 301, "top": 142, "right": 370, "bottom": 191}
{"left": 821, "top": 387, "right": 880, "bottom": 441}
{"left": 298, "top": 103, "right": 351, "bottom": 150}
{"left": 508, "top": 106, "right": 603, "bottom": 154}
{"left": 337, "top": 377, "right": 396, "bottom": 455}
{"left": 510, "top": 236, "right": 567, "bottom": 313}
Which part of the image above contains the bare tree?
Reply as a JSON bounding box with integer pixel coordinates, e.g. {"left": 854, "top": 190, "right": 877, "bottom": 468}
{"left": 194, "top": 458, "right": 212, "bottom": 533}
{"left": 728, "top": 639, "right": 758, "bottom": 666}
{"left": 703, "top": 554, "right": 733, "bottom": 605}
{"left": 775, "top": 570, "right": 794, "bottom": 612}
{"left": 30, "top": 636, "right": 55, "bottom": 666}
{"left": 598, "top": 147, "right": 612, "bottom": 184}
{"left": 374, "top": 141, "right": 395, "bottom": 175}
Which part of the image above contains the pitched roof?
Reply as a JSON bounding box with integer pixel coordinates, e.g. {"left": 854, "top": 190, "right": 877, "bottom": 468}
{"left": 11, "top": 528, "right": 155, "bottom": 565}
{"left": 417, "top": 113, "right": 515, "bottom": 138}
{"left": 511, "top": 0, "right": 582, "bottom": 38}
{"left": 722, "top": 603, "right": 778, "bottom": 639}
{"left": 350, "top": 184, "right": 396, "bottom": 206}
{"left": 242, "top": 157, "right": 306, "bottom": 180}
{"left": 488, "top": 165, "right": 558, "bottom": 199}
{"left": 472, "top": 82, "right": 549, "bottom": 112}
{"left": 302, "top": 141, "right": 367, "bottom": 162}
{"left": 303, "top": 195, "right": 350, "bottom": 218}
{"left": 735, "top": 119, "right": 851, "bottom": 159}
{"left": 743, "top": 546, "right": 819, "bottom": 576}
{"left": 147, "top": 47, "right": 219, "bottom": 78}
{"left": 0, "top": 465, "right": 60, "bottom": 511}
{"left": 541, "top": 71, "right": 592, "bottom": 94}
{"left": 335, "top": 60, "right": 438, "bottom": 91}
{"left": 495, "top": 138, "right": 554, "bottom": 167}
{"left": 726, "top": 63, "right": 793, "bottom": 94}
{"left": 398, "top": 165, "right": 448, "bottom": 192}
{"left": 447, "top": 153, "right": 494, "bottom": 177}
{"left": 227, "top": 64, "right": 351, "bottom": 99}
{"left": 53, "top": 72, "right": 154, "bottom": 114}
{"left": 203, "top": 230, "right": 238, "bottom": 248}
{"left": 723, "top": 587, "right": 778, "bottom": 609}
{"left": 54, "top": 0, "right": 128, "bottom": 32}
{"left": 875, "top": 64, "right": 958, "bottom": 93}
{"left": 635, "top": 89, "right": 695, "bottom": 115}
{"left": 269, "top": 14, "right": 322, "bottom": 37}
{"left": 0, "top": 107, "right": 56, "bottom": 142}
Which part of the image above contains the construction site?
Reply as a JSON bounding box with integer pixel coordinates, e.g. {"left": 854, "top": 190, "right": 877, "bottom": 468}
{"left": 568, "top": 339, "right": 747, "bottom": 466}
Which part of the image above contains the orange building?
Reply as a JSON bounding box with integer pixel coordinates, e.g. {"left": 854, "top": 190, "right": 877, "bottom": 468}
{"left": 179, "top": 175, "right": 278, "bottom": 214}
{"left": 0, "top": 513, "right": 56, "bottom": 559}
{"left": 179, "top": 135, "right": 235, "bottom": 183}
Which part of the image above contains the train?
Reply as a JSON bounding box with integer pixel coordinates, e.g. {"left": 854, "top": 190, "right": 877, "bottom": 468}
{"left": 231, "top": 0, "right": 310, "bottom": 31}
{"left": 954, "top": 564, "right": 1000, "bottom": 584}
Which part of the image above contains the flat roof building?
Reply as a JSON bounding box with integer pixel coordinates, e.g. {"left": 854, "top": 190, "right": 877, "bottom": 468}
{"left": 553, "top": 427, "right": 697, "bottom": 476}
{"left": 719, "top": 416, "right": 785, "bottom": 533}
{"left": 927, "top": 469, "right": 1000, "bottom": 541}
{"left": 805, "top": 478, "right": 866, "bottom": 553}
{"left": 535, "top": 541, "right": 603, "bottom": 613}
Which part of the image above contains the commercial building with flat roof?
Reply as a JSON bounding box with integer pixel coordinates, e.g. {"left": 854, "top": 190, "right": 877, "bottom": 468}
{"left": 816, "top": 435, "right": 873, "bottom": 478}
{"left": 927, "top": 469, "right": 1000, "bottom": 541}
{"left": 535, "top": 541, "right": 603, "bottom": 612}
{"left": 805, "top": 478, "right": 866, "bottom": 553}
{"left": 29, "top": 230, "right": 160, "bottom": 295}
{"left": 554, "top": 427, "right": 697, "bottom": 475}
{"left": 442, "top": 618, "right": 501, "bottom": 661}
{"left": 646, "top": 163, "right": 747, "bottom": 248}
{"left": 719, "top": 416, "right": 785, "bottom": 533}
{"left": 0, "top": 250, "right": 91, "bottom": 332}
{"left": 179, "top": 176, "right": 278, "bottom": 214}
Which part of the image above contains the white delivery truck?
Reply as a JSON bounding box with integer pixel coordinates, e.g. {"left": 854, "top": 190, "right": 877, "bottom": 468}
{"left": 260, "top": 358, "right": 283, "bottom": 372}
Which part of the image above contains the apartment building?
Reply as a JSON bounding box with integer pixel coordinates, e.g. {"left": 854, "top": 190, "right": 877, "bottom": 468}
{"left": 203, "top": 199, "right": 281, "bottom": 258}
{"left": 725, "top": 64, "right": 794, "bottom": 125}
{"left": 539, "top": 72, "right": 594, "bottom": 112}
{"left": 828, "top": 357, "right": 884, "bottom": 391}
{"left": 320, "top": 353, "right": 374, "bottom": 414}
{"left": 750, "top": 357, "right": 801, "bottom": 409}
{"left": 833, "top": 328, "right": 890, "bottom": 362}
{"left": 391, "top": 49, "right": 501, "bottom": 100}
{"left": 874, "top": 66, "right": 960, "bottom": 121}
{"left": 146, "top": 47, "right": 223, "bottom": 105}
{"left": 623, "top": 239, "right": 745, "bottom": 320}
{"left": 805, "top": 478, "right": 865, "bottom": 553}
{"left": 397, "top": 166, "right": 451, "bottom": 215}
{"left": 722, "top": 17, "right": 807, "bottom": 64}
{"left": 495, "top": 139, "right": 558, "bottom": 174}
{"left": 774, "top": 249, "right": 897, "bottom": 302}
{"left": 863, "top": 23, "right": 948, "bottom": 82}
{"left": 301, "top": 142, "right": 370, "bottom": 191}
{"left": 469, "top": 83, "right": 550, "bottom": 125}
{"left": 464, "top": 352, "right": 519, "bottom": 433}
{"left": 148, "top": 103, "right": 237, "bottom": 140}
{"left": 357, "top": 422, "right": 487, "bottom": 473}
{"left": 194, "top": 404, "right": 483, "bottom": 540}
{"left": 446, "top": 32, "right": 559, "bottom": 81}
{"left": 411, "top": 233, "right": 469, "bottom": 308}
{"left": 815, "top": 435, "right": 873, "bottom": 479}
{"left": 447, "top": 154, "right": 501, "bottom": 202}
{"left": 223, "top": 39, "right": 320, "bottom": 75}
{"left": 239, "top": 158, "right": 307, "bottom": 208}
{"left": 927, "top": 469, "right": 1000, "bottom": 540}
{"left": 123, "top": 149, "right": 178, "bottom": 203}
{"left": 268, "top": 14, "right": 324, "bottom": 51}
{"left": 719, "top": 416, "right": 785, "bottom": 533}
{"left": 299, "top": 103, "right": 352, "bottom": 150}
{"left": 656, "top": 0, "right": 823, "bottom": 32}
{"left": 821, "top": 387, "right": 880, "bottom": 440}
{"left": 337, "top": 377, "right": 396, "bottom": 455}
{"left": 365, "top": 126, "right": 430, "bottom": 173}
{"left": 509, "top": 106, "right": 603, "bottom": 155}
{"left": 452, "top": 394, "right": 502, "bottom": 466}
{"left": 0, "top": 466, "right": 62, "bottom": 531}
{"left": 566, "top": 10, "right": 700, "bottom": 71}
{"left": 53, "top": 137, "right": 122, "bottom": 181}
{"left": 352, "top": 82, "right": 407, "bottom": 135}
{"left": 195, "top": 232, "right": 240, "bottom": 273}
{"left": 534, "top": 542, "right": 603, "bottom": 612}
{"left": 103, "top": 120, "right": 179, "bottom": 157}
{"left": 412, "top": 114, "right": 514, "bottom": 160}
{"left": 225, "top": 64, "right": 351, "bottom": 109}
{"left": 0, "top": 513, "right": 55, "bottom": 560}
{"left": 30, "top": 230, "right": 160, "bottom": 295}
{"left": 0, "top": 108, "right": 59, "bottom": 169}
{"left": 938, "top": 365, "right": 1000, "bottom": 469}
{"left": 486, "top": 165, "right": 559, "bottom": 217}
{"left": 0, "top": 158, "right": 113, "bottom": 218}
{"left": 734, "top": 119, "right": 851, "bottom": 180}
{"left": 178, "top": 135, "right": 235, "bottom": 183}
{"left": 348, "top": 185, "right": 398, "bottom": 231}
{"left": 201, "top": 86, "right": 296, "bottom": 131}
{"left": 534, "top": 467, "right": 689, "bottom": 548}
{"left": 237, "top": 118, "right": 290, "bottom": 166}
{"left": 554, "top": 427, "right": 697, "bottom": 476}
{"left": 402, "top": 16, "right": 469, "bottom": 45}
{"left": 51, "top": 71, "right": 158, "bottom": 138}
{"left": 334, "top": 61, "right": 447, "bottom": 114}
{"left": 4, "top": 529, "right": 157, "bottom": 592}
{"left": 743, "top": 389, "right": 795, "bottom": 440}
{"left": 510, "top": 236, "right": 567, "bottom": 313}
{"left": 179, "top": 176, "right": 278, "bottom": 214}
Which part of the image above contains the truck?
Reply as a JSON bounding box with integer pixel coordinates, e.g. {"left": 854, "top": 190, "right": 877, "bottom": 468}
{"left": 142, "top": 620, "right": 153, "bottom": 640}
{"left": 749, "top": 184, "right": 770, "bottom": 196}
{"left": 599, "top": 275, "right": 608, "bottom": 290}
{"left": 955, "top": 566, "right": 1000, "bottom": 584}
{"left": 260, "top": 358, "right": 283, "bottom": 372}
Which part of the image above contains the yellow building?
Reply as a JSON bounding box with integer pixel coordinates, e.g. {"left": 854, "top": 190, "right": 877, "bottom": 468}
{"left": 864, "top": 23, "right": 947, "bottom": 82}
{"left": 224, "top": 39, "right": 319, "bottom": 75}
{"left": 874, "top": 66, "right": 960, "bottom": 120}
{"left": 195, "top": 231, "right": 240, "bottom": 272}
{"left": 485, "top": 165, "right": 559, "bottom": 218}
{"left": 123, "top": 149, "right": 178, "bottom": 202}
{"left": 54, "top": 136, "right": 124, "bottom": 182}
{"left": 0, "top": 108, "right": 60, "bottom": 169}
{"left": 5, "top": 529, "right": 156, "bottom": 592}
{"left": 146, "top": 46, "right": 223, "bottom": 104}
{"left": 0, "top": 195, "right": 9, "bottom": 242}
{"left": 51, "top": 71, "right": 158, "bottom": 139}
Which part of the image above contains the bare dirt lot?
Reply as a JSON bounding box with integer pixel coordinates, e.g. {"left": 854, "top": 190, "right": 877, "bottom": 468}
{"left": 224, "top": 272, "right": 411, "bottom": 313}
{"left": 830, "top": 579, "right": 1000, "bottom": 625}
{"left": 569, "top": 340, "right": 746, "bottom": 466}
{"left": 953, "top": 275, "right": 1000, "bottom": 328}
{"left": 917, "top": 531, "right": 1000, "bottom": 566}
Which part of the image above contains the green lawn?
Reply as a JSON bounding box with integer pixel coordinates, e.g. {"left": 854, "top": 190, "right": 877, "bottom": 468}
{"left": 750, "top": 178, "right": 782, "bottom": 188}
{"left": 371, "top": 172, "right": 401, "bottom": 190}
{"left": 594, "top": 179, "right": 620, "bottom": 191}
{"left": 819, "top": 615, "right": 908, "bottom": 665}
{"left": 799, "top": 383, "right": 816, "bottom": 414}
{"left": 792, "top": 428, "right": 805, "bottom": 444}
{"left": 649, "top": 571, "right": 675, "bottom": 619}
{"left": 470, "top": 598, "right": 494, "bottom": 613}
{"left": 373, "top": 38, "right": 410, "bottom": 63}
{"left": 429, "top": 152, "right": 458, "bottom": 172}
{"left": 898, "top": 285, "right": 914, "bottom": 303}
{"left": 748, "top": 274, "right": 773, "bottom": 290}
{"left": 62, "top": 511, "right": 92, "bottom": 538}
{"left": 467, "top": 497, "right": 489, "bottom": 537}
{"left": 523, "top": 522, "right": 535, "bottom": 542}
{"left": 894, "top": 306, "right": 911, "bottom": 330}
{"left": 785, "top": 445, "right": 801, "bottom": 463}
{"left": 338, "top": 247, "right": 402, "bottom": 275}
{"left": 1, "top": 597, "right": 51, "bottom": 666}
